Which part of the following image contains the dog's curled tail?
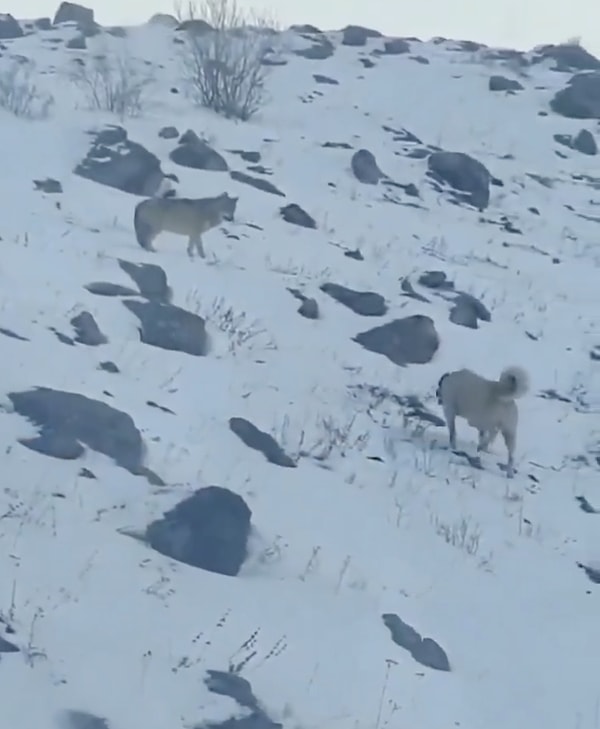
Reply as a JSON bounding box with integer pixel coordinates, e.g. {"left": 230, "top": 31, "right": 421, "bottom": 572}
{"left": 498, "top": 365, "right": 529, "bottom": 399}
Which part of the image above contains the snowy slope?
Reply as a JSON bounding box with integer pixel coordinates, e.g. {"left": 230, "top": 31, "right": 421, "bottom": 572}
{"left": 0, "top": 11, "right": 599, "bottom": 729}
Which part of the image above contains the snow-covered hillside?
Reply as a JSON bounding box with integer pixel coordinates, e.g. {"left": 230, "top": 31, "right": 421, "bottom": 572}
{"left": 0, "top": 5, "right": 599, "bottom": 729}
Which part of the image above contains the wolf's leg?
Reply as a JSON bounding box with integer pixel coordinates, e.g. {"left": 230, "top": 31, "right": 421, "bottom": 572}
{"left": 501, "top": 427, "right": 516, "bottom": 478}
{"left": 194, "top": 235, "right": 205, "bottom": 258}
{"left": 187, "top": 236, "right": 196, "bottom": 258}
{"left": 442, "top": 405, "right": 457, "bottom": 450}
{"left": 478, "top": 428, "right": 498, "bottom": 452}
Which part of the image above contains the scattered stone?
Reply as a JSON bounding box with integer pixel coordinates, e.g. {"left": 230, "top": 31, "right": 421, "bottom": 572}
{"left": 146, "top": 486, "right": 251, "bottom": 576}
{"left": 53, "top": 2, "right": 98, "bottom": 35}
{"left": 0, "top": 636, "right": 19, "bottom": 653}
{"left": 34, "top": 17, "right": 53, "bottom": 31}
{"left": 169, "top": 129, "right": 228, "bottom": 171}
{"left": 294, "top": 39, "right": 334, "bottom": 60}
{"left": 488, "top": 75, "right": 523, "bottom": 92}
{"left": 534, "top": 43, "right": 600, "bottom": 71}
{"left": 70, "top": 311, "right": 107, "bottom": 345}
{"left": 383, "top": 38, "right": 410, "bottom": 54}
{"left": 427, "top": 151, "right": 491, "bottom": 209}
{"left": 118, "top": 259, "right": 172, "bottom": 303}
{"left": 84, "top": 282, "right": 139, "bottom": 297}
{"left": 230, "top": 170, "right": 285, "bottom": 196}
{"left": 74, "top": 126, "right": 166, "bottom": 197}
{"left": 148, "top": 13, "right": 178, "bottom": 27}
{"left": 158, "top": 125, "right": 179, "bottom": 139}
{"left": 229, "top": 417, "right": 296, "bottom": 467}
{"left": 351, "top": 148, "right": 387, "bottom": 184}
{"left": 280, "top": 203, "right": 316, "bottom": 229}
{"left": 66, "top": 34, "right": 86, "bottom": 49}
{"left": 341, "top": 25, "right": 382, "bottom": 46}
{"left": 203, "top": 670, "right": 283, "bottom": 728}
{"left": 0, "top": 13, "right": 24, "bottom": 39}
{"left": 550, "top": 72, "right": 600, "bottom": 119}
{"left": 298, "top": 298, "right": 319, "bottom": 319}
{"left": 175, "top": 18, "right": 212, "bottom": 34}
{"left": 123, "top": 300, "right": 208, "bottom": 356}
{"left": 320, "top": 282, "right": 387, "bottom": 316}
{"left": 313, "top": 73, "right": 339, "bottom": 84}
{"left": 59, "top": 709, "right": 111, "bottom": 729}
{"left": 418, "top": 270, "right": 455, "bottom": 290}
{"left": 33, "top": 177, "right": 62, "bottom": 193}
{"left": 573, "top": 129, "right": 598, "bottom": 155}
{"left": 98, "top": 360, "right": 119, "bottom": 373}
{"left": 353, "top": 315, "right": 440, "bottom": 366}
{"left": 382, "top": 613, "right": 451, "bottom": 671}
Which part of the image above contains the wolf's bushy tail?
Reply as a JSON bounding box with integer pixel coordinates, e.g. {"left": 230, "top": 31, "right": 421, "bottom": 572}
{"left": 498, "top": 365, "right": 529, "bottom": 399}
{"left": 133, "top": 200, "right": 154, "bottom": 250}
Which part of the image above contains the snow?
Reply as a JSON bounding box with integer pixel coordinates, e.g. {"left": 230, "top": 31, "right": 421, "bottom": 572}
{"left": 0, "top": 16, "right": 599, "bottom": 729}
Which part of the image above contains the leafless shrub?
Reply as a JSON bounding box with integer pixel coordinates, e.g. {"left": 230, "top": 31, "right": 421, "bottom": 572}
{"left": 68, "top": 52, "right": 153, "bottom": 118}
{"left": 178, "top": 0, "right": 276, "bottom": 120}
{"left": 0, "top": 60, "right": 54, "bottom": 119}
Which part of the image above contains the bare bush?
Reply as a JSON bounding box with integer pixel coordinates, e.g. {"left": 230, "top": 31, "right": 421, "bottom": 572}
{"left": 69, "top": 53, "right": 153, "bottom": 119}
{"left": 0, "top": 61, "right": 54, "bottom": 119}
{"left": 178, "top": 0, "right": 276, "bottom": 120}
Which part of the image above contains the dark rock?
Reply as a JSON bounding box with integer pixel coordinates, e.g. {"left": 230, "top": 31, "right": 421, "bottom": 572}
{"left": 53, "top": 2, "right": 98, "bottom": 35}
{"left": 228, "top": 149, "right": 261, "bottom": 163}
{"left": 533, "top": 43, "right": 600, "bottom": 71}
{"left": 34, "top": 17, "right": 53, "bottom": 31}
{"left": 230, "top": 170, "right": 285, "bottom": 196}
{"left": 454, "top": 292, "right": 491, "bottom": 321}
{"left": 383, "top": 38, "right": 410, "bottom": 54}
{"left": 341, "top": 25, "right": 382, "bottom": 46}
{"left": 146, "top": 486, "right": 251, "bottom": 576}
{"left": 0, "top": 636, "right": 19, "bottom": 652}
{"left": 70, "top": 311, "right": 107, "bottom": 345}
{"left": 158, "top": 125, "right": 179, "bottom": 139}
{"left": 322, "top": 141, "right": 353, "bottom": 149}
{"left": 294, "top": 39, "right": 334, "bottom": 60}
{"left": 359, "top": 57, "right": 375, "bottom": 68}
{"left": 229, "top": 417, "right": 296, "bottom": 467}
{"left": 98, "top": 361, "right": 119, "bottom": 373}
{"left": 170, "top": 129, "right": 228, "bottom": 171}
{"left": 400, "top": 278, "right": 429, "bottom": 303}
{"left": 118, "top": 259, "right": 172, "bottom": 303}
{"left": 203, "top": 670, "right": 283, "bottom": 728}
{"left": 148, "top": 12, "right": 178, "bottom": 26}
{"left": 488, "top": 75, "right": 523, "bottom": 91}
{"left": 0, "top": 13, "right": 24, "bottom": 39}
{"left": 320, "top": 282, "right": 387, "bottom": 316}
{"left": 577, "top": 562, "right": 600, "bottom": 585}
{"left": 351, "top": 148, "right": 387, "bottom": 184}
{"left": 84, "top": 282, "right": 139, "bottom": 297}
{"left": 298, "top": 298, "right": 319, "bottom": 319}
{"left": 344, "top": 248, "right": 363, "bottom": 260}
{"left": 175, "top": 18, "right": 213, "bottom": 34}
{"left": 0, "top": 327, "right": 29, "bottom": 341}
{"left": 289, "top": 24, "right": 322, "bottom": 34}
{"left": 573, "top": 128, "right": 597, "bottom": 155}
{"left": 449, "top": 301, "right": 478, "bottom": 328}
{"left": 553, "top": 133, "right": 572, "bottom": 149}
{"left": 123, "top": 300, "right": 208, "bottom": 356}
{"left": 8, "top": 387, "right": 161, "bottom": 482}
{"left": 313, "top": 73, "right": 339, "bottom": 84}
{"left": 382, "top": 613, "right": 451, "bottom": 671}
{"left": 353, "top": 315, "right": 440, "bottom": 366}
{"left": 550, "top": 72, "right": 600, "bottom": 119}
{"left": 59, "top": 709, "right": 111, "bottom": 729}
{"left": 66, "top": 34, "right": 86, "bottom": 49}
{"left": 427, "top": 151, "right": 491, "bottom": 209}
{"left": 74, "top": 125, "right": 166, "bottom": 197}
{"left": 280, "top": 203, "right": 316, "bottom": 229}
{"left": 33, "top": 177, "right": 63, "bottom": 193}
{"left": 418, "top": 270, "right": 454, "bottom": 290}
{"left": 106, "top": 26, "right": 126, "bottom": 37}
{"left": 20, "top": 433, "right": 85, "bottom": 459}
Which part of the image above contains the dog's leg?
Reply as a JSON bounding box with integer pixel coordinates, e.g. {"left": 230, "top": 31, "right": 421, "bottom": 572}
{"left": 443, "top": 405, "right": 457, "bottom": 450}
{"left": 501, "top": 427, "right": 516, "bottom": 478}
{"left": 478, "top": 428, "right": 498, "bottom": 453}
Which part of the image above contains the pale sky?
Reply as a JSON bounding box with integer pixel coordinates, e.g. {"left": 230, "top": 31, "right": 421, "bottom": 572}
{"left": 6, "top": 0, "right": 600, "bottom": 56}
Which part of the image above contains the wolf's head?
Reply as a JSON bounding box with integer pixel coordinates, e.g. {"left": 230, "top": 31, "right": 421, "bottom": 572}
{"left": 218, "top": 192, "right": 238, "bottom": 222}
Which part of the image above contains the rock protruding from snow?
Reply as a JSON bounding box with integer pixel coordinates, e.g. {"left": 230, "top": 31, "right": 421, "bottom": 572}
{"left": 280, "top": 203, "right": 316, "bottom": 228}
{"left": 550, "top": 72, "right": 600, "bottom": 119}
{"left": 70, "top": 311, "right": 107, "bottom": 345}
{"left": 353, "top": 315, "right": 440, "bottom": 365}
{"left": 59, "top": 709, "right": 111, "bottom": 729}
{"left": 427, "top": 151, "right": 491, "bottom": 209}
{"left": 287, "top": 288, "right": 319, "bottom": 319}
{"left": 148, "top": 13, "right": 178, "bottom": 27}
{"left": 488, "top": 75, "right": 524, "bottom": 92}
{"left": 53, "top": 2, "right": 97, "bottom": 34}
{"left": 175, "top": 18, "right": 213, "bottom": 34}
{"left": 449, "top": 293, "right": 491, "bottom": 329}
{"left": 351, "top": 148, "right": 387, "bottom": 184}
{"left": 320, "top": 282, "right": 387, "bottom": 316}
{"left": 533, "top": 43, "right": 600, "bottom": 71}
{"left": 169, "top": 129, "right": 228, "bottom": 171}
{"left": 230, "top": 170, "right": 285, "bottom": 196}
{"left": 0, "top": 14, "right": 23, "bottom": 39}
{"left": 229, "top": 417, "right": 296, "bottom": 467}
{"left": 382, "top": 613, "right": 451, "bottom": 671}
{"left": 33, "top": 177, "right": 63, "bottom": 193}
{"left": 0, "top": 635, "right": 19, "bottom": 653}
{"left": 204, "top": 670, "right": 283, "bottom": 728}
{"left": 146, "top": 486, "right": 252, "bottom": 576}
{"left": 341, "top": 25, "right": 382, "bottom": 46}
{"left": 74, "top": 126, "right": 166, "bottom": 196}
{"left": 8, "top": 387, "right": 163, "bottom": 483}
{"left": 294, "top": 38, "right": 335, "bottom": 60}
{"left": 84, "top": 282, "right": 138, "bottom": 297}
{"left": 118, "top": 259, "right": 172, "bottom": 303}
{"left": 158, "top": 125, "right": 179, "bottom": 139}
{"left": 123, "top": 300, "right": 208, "bottom": 356}
{"left": 572, "top": 128, "right": 598, "bottom": 154}
{"left": 383, "top": 38, "right": 410, "bottom": 54}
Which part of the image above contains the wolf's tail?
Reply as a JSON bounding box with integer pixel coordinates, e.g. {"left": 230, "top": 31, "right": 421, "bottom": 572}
{"left": 133, "top": 200, "right": 154, "bottom": 250}
{"left": 498, "top": 365, "right": 529, "bottom": 399}
{"left": 436, "top": 372, "right": 449, "bottom": 404}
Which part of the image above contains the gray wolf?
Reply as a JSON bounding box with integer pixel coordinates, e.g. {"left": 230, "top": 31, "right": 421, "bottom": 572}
{"left": 436, "top": 365, "right": 529, "bottom": 478}
{"left": 133, "top": 192, "right": 238, "bottom": 258}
